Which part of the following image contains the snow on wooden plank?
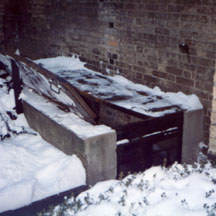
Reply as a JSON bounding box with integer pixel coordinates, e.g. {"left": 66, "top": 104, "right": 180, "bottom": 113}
{"left": 8, "top": 54, "right": 97, "bottom": 123}
{"left": 43, "top": 68, "right": 183, "bottom": 118}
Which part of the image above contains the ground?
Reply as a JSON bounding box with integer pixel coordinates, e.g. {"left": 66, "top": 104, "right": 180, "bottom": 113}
{"left": 40, "top": 162, "right": 216, "bottom": 216}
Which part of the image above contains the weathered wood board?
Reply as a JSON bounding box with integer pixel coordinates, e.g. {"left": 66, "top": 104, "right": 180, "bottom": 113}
{"left": 9, "top": 54, "right": 97, "bottom": 123}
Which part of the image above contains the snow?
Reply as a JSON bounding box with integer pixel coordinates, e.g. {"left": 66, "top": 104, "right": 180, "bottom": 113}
{"left": 35, "top": 56, "right": 86, "bottom": 73}
{"left": 17, "top": 60, "right": 77, "bottom": 109}
{"left": 0, "top": 78, "right": 86, "bottom": 213}
{"left": 46, "top": 163, "right": 216, "bottom": 216}
{"left": 35, "top": 56, "right": 203, "bottom": 117}
{"left": 21, "top": 88, "right": 114, "bottom": 139}
{"left": 0, "top": 54, "right": 12, "bottom": 72}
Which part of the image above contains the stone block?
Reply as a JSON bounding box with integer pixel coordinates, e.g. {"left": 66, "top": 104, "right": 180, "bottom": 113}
{"left": 22, "top": 100, "right": 117, "bottom": 186}
{"left": 182, "top": 109, "right": 204, "bottom": 164}
{"left": 209, "top": 138, "right": 216, "bottom": 155}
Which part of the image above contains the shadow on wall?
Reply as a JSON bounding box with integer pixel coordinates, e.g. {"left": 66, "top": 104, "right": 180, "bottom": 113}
{"left": 3, "top": 0, "right": 30, "bottom": 53}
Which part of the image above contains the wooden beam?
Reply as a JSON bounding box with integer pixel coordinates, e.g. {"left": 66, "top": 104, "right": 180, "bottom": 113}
{"left": 116, "top": 111, "right": 184, "bottom": 140}
{"left": 8, "top": 54, "right": 97, "bottom": 123}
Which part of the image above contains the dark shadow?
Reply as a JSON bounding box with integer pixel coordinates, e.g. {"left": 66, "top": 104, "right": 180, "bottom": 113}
{"left": 2, "top": 0, "right": 30, "bottom": 51}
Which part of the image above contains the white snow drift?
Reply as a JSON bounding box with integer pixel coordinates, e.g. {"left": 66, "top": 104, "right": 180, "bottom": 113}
{"left": 0, "top": 77, "right": 86, "bottom": 213}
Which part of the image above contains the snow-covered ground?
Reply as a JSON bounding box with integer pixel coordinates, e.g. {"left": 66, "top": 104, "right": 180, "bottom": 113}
{"left": 0, "top": 77, "right": 86, "bottom": 213}
{"left": 41, "top": 163, "right": 216, "bottom": 216}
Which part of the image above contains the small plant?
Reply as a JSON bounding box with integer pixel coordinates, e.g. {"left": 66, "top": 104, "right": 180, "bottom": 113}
{"left": 205, "top": 189, "right": 215, "bottom": 198}
{"left": 37, "top": 161, "right": 216, "bottom": 216}
{"left": 118, "top": 195, "right": 126, "bottom": 206}
{"left": 143, "top": 197, "right": 149, "bottom": 206}
{"left": 181, "top": 199, "right": 188, "bottom": 208}
{"left": 161, "top": 192, "right": 167, "bottom": 199}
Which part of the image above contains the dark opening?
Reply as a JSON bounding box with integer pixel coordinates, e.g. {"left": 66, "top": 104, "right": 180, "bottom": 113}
{"left": 109, "top": 22, "right": 114, "bottom": 28}
{"left": 110, "top": 58, "right": 114, "bottom": 64}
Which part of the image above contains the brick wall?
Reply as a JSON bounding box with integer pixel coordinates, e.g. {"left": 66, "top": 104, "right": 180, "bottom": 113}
{"left": 2, "top": 0, "right": 216, "bottom": 147}
{"left": 0, "top": 0, "right": 31, "bottom": 52}
{"left": 209, "top": 75, "right": 216, "bottom": 153}
{"left": 0, "top": 0, "right": 8, "bottom": 45}
{"left": 0, "top": 1, "right": 4, "bottom": 43}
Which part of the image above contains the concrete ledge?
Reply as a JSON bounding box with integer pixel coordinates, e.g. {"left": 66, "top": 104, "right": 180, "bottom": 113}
{"left": 182, "top": 109, "right": 204, "bottom": 164}
{"left": 22, "top": 100, "right": 117, "bottom": 185}
{"left": 209, "top": 137, "right": 216, "bottom": 155}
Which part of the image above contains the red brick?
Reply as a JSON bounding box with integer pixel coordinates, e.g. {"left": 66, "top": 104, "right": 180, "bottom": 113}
{"left": 152, "top": 70, "right": 175, "bottom": 81}
{"left": 145, "top": 4, "right": 159, "bottom": 11}
{"left": 206, "top": 51, "right": 216, "bottom": 59}
{"left": 176, "top": 77, "right": 194, "bottom": 87}
{"left": 168, "top": 4, "right": 184, "bottom": 13}
{"left": 143, "top": 74, "right": 158, "bottom": 83}
{"left": 155, "top": 27, "right": 169, "bottom": 35}
{"left": 195, "top": 81, "right": 213, "bottom": 92}
{"left": 166, "top": 66, "right": 183, "bottom": 76}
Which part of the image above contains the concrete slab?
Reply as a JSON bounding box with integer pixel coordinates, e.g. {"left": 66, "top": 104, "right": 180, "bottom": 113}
{"left": 182, "top": 109, "right": 204, "bottom": 164}
{"left": 22, "top": 97, "right": 117, "bottom": 186}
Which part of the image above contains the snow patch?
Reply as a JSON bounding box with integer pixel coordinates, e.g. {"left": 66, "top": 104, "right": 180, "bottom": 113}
{"left": 34, "top": 56, "right": 86, "bottom": 73}
{"left": 0, "top": 79, "right": 86, "bottom": 213}
{"left": 47, "top": 163, "right": 216, "bottom": 216}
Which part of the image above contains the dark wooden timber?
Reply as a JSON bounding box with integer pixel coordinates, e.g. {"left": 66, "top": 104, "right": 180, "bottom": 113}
{"left": 11, "top": 59, "right": 23, "bottom": 114}
{"left": 8, "top": 53, "right": 97, "bottom": 123}
{"left": 116, "top": 111, "right": 183, "bottom": 140}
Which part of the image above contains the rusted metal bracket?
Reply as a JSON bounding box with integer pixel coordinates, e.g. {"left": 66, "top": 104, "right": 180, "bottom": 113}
{"left": 49, "top": 79, "right": 62, "bottom": 94}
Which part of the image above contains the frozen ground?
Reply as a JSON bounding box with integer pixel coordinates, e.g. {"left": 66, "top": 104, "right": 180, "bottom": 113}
{"left": 0, "top": 77, "right": 86, "bottom": 214}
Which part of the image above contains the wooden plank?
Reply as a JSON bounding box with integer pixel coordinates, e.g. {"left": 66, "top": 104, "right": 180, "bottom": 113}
{"left": 8, "top": 54, "right": 97, "bottom": 123}
{"left": 117, "top": 128, "right": 182, "bottom": 176}
{"left": 50, "top": 67, "right": 182, "bottom": 120}
{"left": 116, "top": 111, "right": 184, "bottom": 140}
{"left": 11, "top": 59, "right": 23, "bottom": 114}
{"left": 72, "top": 86, "right": 183, "bottom": 122}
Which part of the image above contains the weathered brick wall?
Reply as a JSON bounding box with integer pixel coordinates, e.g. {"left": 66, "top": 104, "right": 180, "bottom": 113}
{"left": 0, "top": 1, "right": 4, "bottom": 43}
{"left": 209, "top": 75, "right": 216, "bottom": 153}
{"left": 1, "top": 0, "right": 31, "bottom": 52}
{"left": 0, "top": 0, "right": 8, "bottom": 44}
{"left": 2, "top": 0, "right": 216, "bottom": 146}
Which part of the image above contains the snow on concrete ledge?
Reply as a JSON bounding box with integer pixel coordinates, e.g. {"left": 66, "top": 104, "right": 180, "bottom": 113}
{"left": 21, "top": 88, "right": 114, "bottom": 140}
{"left": 21, "top": 87, "right": 117, "bottom": 186}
